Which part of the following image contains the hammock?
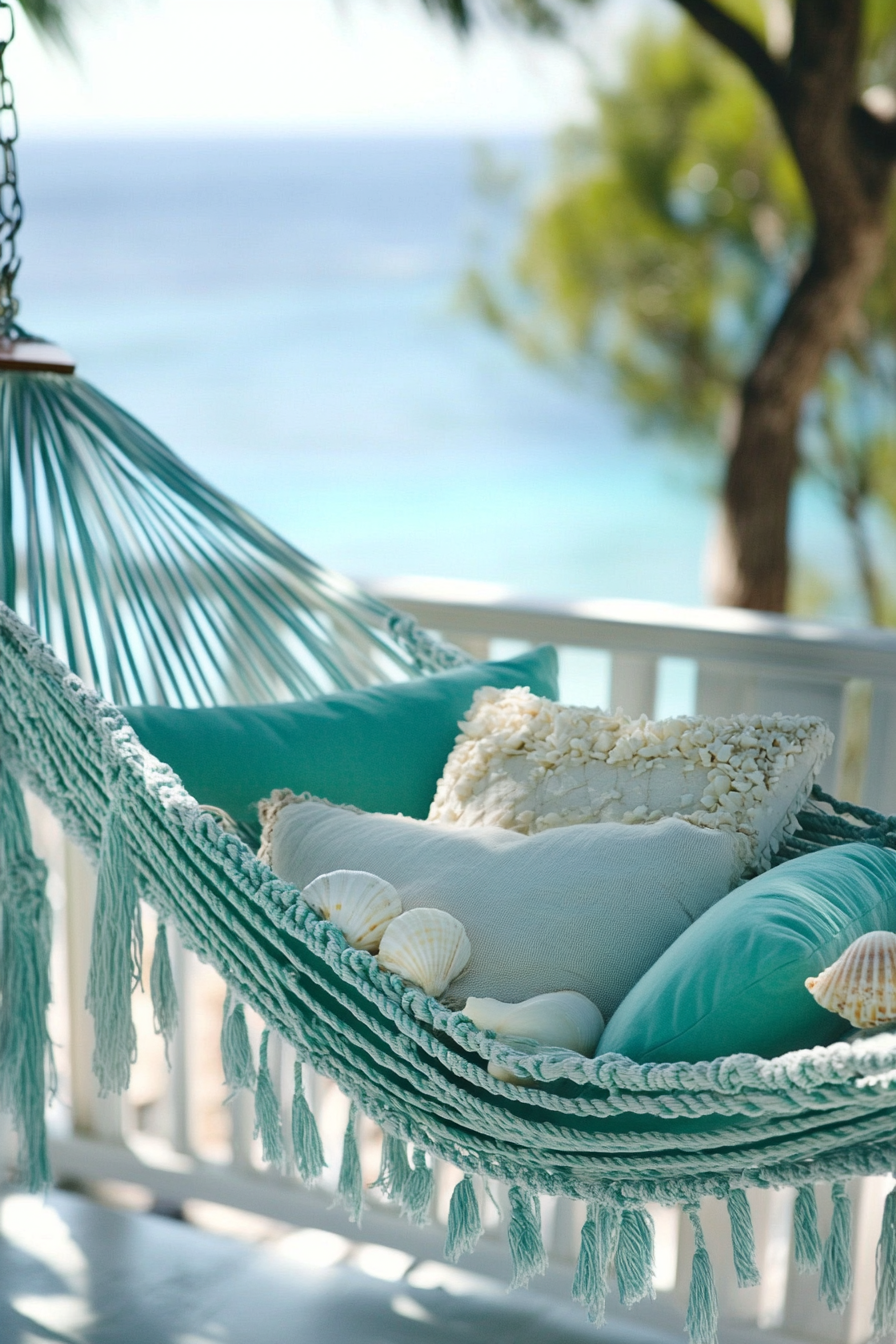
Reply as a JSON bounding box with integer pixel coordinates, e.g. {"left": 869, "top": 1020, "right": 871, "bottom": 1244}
{"left": 0, "top": 359, "right": 895, "bottom": 1340}
{"left": 4, "top": 556, "right": 896, "bottom": 1340}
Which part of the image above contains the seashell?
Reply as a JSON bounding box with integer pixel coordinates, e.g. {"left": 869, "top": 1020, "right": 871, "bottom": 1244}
{"left": 377, "top": 907, "right": 471, "bottom": 997}
{"left": 302, "top": 870, "right": 401, "bottom": 952}
{"left": 806, "top": 931, "right": 896, "bottom": 1030}
{"left": 464, "top": 991, "right": 604, "bottom": 1083}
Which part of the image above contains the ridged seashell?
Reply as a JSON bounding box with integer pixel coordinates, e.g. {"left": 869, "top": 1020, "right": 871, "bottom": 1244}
{"left": 302, "top": 870, "right": 401, "bottom": 952}
{"left": 377, "top": 907, "right": 471, "bottom": 997}
{"left": 464, "top": 991, "right": 604, "bottom": 1083}
{"left": 806, "top": 931, "right": 896, "bottom": 1030}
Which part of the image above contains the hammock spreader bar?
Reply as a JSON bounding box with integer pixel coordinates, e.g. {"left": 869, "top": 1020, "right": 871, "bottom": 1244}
{"left": 5, "top": 599, "right": 896, "bottom": 1341}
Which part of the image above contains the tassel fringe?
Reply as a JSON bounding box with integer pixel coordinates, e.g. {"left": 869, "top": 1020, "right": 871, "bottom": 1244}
{"left": 291, "top": 1060, "right": 325, "bottom": 1182}
{"left": 374, "top": 1131, "right": 411, "bottom": 1207}
{"left": 85, "top": 797, "right": 141, "bottom": 1095}
{"left": 220, "top": 992, "right": 256, "bottom": 1096}
{"left": 794, "top": 1184, "right": 823, "bottom": 1273}
{"left": 572, "top": 1206, "right": 601, "bottom": 1315}
{"left": 873, "top": 1186, "right": 896, "bottom": 1339}
{"left": 727, "top": 1189, "right": 761, "bottom": 1289}
{"left": 507, "top": 1185, "right": 547, "bottom": 1289}
{"left": 616, "top": 1205, "right": 655, "bottom": 1305}
{"left": 686, "top": 1206, "right": 719, "bottom": 1344}
{"left": 253, "top": 1028, "right": 286, "bottom": 1170}
{"left": 337, "top": 1104, "right": 363, "bottom": 1225}
{"left": 573, "top": 1202, "right": 621, "bottom": 1327}
{"left": 149, "top": 921, "right": 178, "bottom": 1065}
{"left": 446, "top": 1175, "right": 482, "bottom": 1262}
{"left": 0, "top": 763, "right": 54, "bottom": 1191}
{"left": 820, "top": 1182, "right": 853, "bottom": 1313}
{"left": 403, "top": 1148, "right": 434, "bottom": 1225}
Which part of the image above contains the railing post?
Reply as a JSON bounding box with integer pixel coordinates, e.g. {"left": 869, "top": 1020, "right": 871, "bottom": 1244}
{"left": 610, "top": 653, "right": 657, "bottom": 717}
{"left": 835, "top": 680, "right": 873, "bottom": 804}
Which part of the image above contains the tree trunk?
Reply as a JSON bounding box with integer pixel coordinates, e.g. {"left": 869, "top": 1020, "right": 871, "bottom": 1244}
{"left": 704, "top": 0, "right": 894, "bottom": 611}
{"left": 712, "top": 223, "right": 889, "bottom": 610}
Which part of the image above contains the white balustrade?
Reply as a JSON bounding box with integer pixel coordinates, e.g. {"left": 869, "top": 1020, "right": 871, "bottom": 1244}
{"left": 8, "top": 580, "right": 896, "bottom": 1342}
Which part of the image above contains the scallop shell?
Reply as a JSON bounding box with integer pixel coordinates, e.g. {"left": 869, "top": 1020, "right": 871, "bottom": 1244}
{"left": 377, "top": 907, "right": 471, "bottom": 997}
{"left": 302, "top": 870, "right": 401, "bottom": 952}
{"left": 464, "top": 991, "right": 604, "bottom": 1083}
{"left": 806, "top": 931, "right": 896, "bottom": 1029}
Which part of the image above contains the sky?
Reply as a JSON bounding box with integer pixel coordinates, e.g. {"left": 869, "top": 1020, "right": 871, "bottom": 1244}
{"left": 7, "top": 0, "right": 642, "bottom": 137}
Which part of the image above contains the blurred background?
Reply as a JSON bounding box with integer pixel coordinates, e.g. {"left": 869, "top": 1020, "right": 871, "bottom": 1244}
{"left": 12, "top": 0, "right": 894, "bottom": 620}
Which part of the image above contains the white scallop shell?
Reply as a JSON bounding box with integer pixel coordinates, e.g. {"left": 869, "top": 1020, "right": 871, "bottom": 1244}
{"left": 464, "top": 991, "right": 604, "bottom": 1083}
{"left": 377, "top": 907, "right": 471, "bottom": 997}
{"left": 302, "top": 870, "right": 401, "bottom": 952}
{"left": 806, "top": 931, "right": 896, "bottom": 1030}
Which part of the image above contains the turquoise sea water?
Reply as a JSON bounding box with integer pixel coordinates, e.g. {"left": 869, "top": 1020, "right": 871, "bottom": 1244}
{"left": 14, "top": 135, "right": 866, "bottom": 611}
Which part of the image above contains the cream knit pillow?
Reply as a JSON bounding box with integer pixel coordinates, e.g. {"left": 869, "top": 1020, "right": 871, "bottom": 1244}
{"left": 429, "top": 690, "right": 834, "bottom": 875}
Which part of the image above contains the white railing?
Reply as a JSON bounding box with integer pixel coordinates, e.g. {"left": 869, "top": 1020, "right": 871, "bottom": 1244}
{"left": 7, "top": 579, "right": 896, "bottom": 1344}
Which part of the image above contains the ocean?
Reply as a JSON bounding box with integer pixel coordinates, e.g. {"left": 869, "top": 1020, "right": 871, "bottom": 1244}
{"left": 12, "top": 134, "right": 866, "bottom": 613}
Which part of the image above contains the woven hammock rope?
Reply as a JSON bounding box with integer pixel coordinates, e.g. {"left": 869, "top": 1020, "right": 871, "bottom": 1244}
{"left": 0, "top": 371, "right": 466, "bottom": 705}
{"left": 3, "top": 600, "right": 896, "bottom": 1338}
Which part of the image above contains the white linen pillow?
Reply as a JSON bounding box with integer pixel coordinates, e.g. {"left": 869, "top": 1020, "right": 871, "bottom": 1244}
{"left": 429, "top": 690, "right": 834, "bottom": 874}
{"left": 260, "top": 794, "right": 742, "bottom": 1016}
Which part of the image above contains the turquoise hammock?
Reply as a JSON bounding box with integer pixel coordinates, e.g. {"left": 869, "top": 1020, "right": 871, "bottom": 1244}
{"left": 0, "top": 17, "right": 896, "bottom": 1343}
{"left": 4, "top": 409, "right": 896, "bottom": 1340}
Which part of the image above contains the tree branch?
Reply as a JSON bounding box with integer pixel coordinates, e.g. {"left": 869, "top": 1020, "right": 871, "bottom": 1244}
{"left": 670, "top": 0, "right": 787, "bottom": 113}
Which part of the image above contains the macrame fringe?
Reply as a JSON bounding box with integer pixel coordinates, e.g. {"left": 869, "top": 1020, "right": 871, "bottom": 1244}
{"left": 445, "top": 1175, "right": 482, "bottom": 1262}
{"left": 573, "top": 1202, "right": 621, "bottom": 1327}
{"left": 0, "top": 763, "right": 54, "bottom": 1191}
{"left": 794, "top": 1184, "right": 823, "bottom": 1273}
{"left": 291, "top": 1060, "right": 325, "bottom": 1182}
{"left": 337, "top": 1104, "right": 363, "bottom": 1225}
{"left": 616, "top": 1205, "right": 655, "bottom": 1305}
{"left": 85, "top": 796, "right": 141, "bottom": 1095}
{"left": 149, "top": 921, "right": 178, "bottom": 1065}
{"left": 220, "top": 991, "right": 256, "bottom": 1096}
{"left": 253, "top": 1028, "right": 286, "bottom": 1170}
{"left": 573, "top": 1206, "right": 601, "bottom": 1317}
{"left": 574, "top": 1204, "right": 623, "bottom": 1327}
{"left": 686, "top": 1206, "right": 719, "bottom": 1344}
{"left": 403, "top": 1148, "right": 434, "bottom": 1225}
{"left": 872, "top": 1186, "right": 896, "bottom": 1339}
{"left": 820, "top": 1181, "right": 853, "bottom": 1313}
{"left": 727, "top": 1189, "right": 761, "bottom": 1289}
{"left": 374, "top": 1131, "right": 411, "bottom": 1206}
{"left": 507, "top": 1185, "right": 547, "bottom": 1289}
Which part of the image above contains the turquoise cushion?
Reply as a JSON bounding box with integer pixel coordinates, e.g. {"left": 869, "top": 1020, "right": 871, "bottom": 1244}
{"left": 599, "top": 843, "right": 896, "bottom": 1064}
{"left": 122, "top": 646, "right": 559, "bottom": 840}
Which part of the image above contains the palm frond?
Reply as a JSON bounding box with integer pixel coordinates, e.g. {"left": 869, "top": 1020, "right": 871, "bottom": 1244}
{"left": 16, "top": 0, "right": 72, "bottom": 48}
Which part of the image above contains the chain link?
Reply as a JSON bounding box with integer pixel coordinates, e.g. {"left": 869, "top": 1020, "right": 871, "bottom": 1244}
{"left": 0, "top": 1, "right": 22, "bottom": 336}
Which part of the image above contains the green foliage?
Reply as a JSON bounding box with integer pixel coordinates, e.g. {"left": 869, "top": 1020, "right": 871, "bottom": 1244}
{"left": 470, "top": 18, "right": 806, "bottom": 445}
{"left": 464, "top": 8, "right": 896, "bottom": 621}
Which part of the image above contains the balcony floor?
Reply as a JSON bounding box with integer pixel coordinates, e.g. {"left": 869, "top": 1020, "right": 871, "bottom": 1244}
{"left": 1, "top": 1188, "right": 679, "bottom": 1344}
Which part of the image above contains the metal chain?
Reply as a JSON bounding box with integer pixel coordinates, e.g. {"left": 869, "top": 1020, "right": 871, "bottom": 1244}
{"left": 0, "top": 1, "right": 22, "bottom": 337}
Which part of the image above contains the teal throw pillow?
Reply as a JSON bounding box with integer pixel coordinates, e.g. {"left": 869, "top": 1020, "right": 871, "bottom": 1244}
{"left": 122, "top": 646, "right": 559, "bottom": 841}
{"left": 599, "top": 843, "right": 896, "bottom": 1064}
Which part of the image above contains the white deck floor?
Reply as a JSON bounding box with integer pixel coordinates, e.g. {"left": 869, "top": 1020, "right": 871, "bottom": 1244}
{"left": 1, "top": 1188, "right": 678, "bottom": 1344}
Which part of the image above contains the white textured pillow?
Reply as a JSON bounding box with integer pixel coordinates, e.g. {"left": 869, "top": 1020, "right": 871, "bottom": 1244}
{"left": 429, "top": 691, "right": 834, "bottom": 874}
{"left": 261, "top": 794, "right": 742, "bottom": 1016}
